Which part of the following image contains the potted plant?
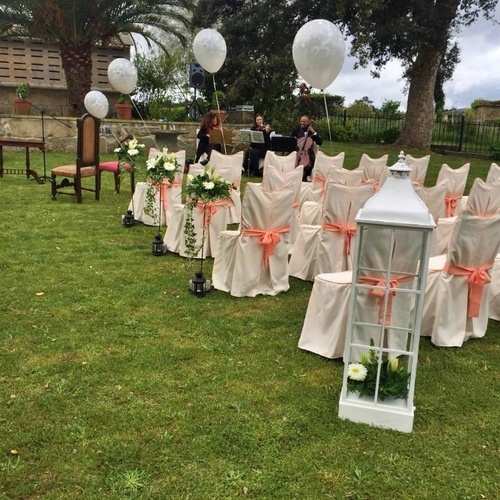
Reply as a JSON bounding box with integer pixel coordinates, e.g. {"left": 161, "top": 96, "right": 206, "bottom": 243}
{"left": 210, "top": 90, "right": 227, "bottom": 122}
{"left": 115, "top": 94, "right": 133, "bottom": 120}
{"left": 14, "top": 83, "right": 31, "bottom": 115}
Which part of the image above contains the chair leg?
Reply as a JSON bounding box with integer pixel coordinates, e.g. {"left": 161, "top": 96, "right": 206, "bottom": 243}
{"left": 75, "top": 177, "right": 82, "bottom": 203}
{"left": 51, "top": 174, "right": 57, "bottom": 199}
{"left": 131, "top": 170, "right": 135, "bottom": 195}
{"left": 114, "top": 171, "right": 120, "bottom": 194}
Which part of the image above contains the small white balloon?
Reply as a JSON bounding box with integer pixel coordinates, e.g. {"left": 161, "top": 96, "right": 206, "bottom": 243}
{"left": 193, "top": 29, "right": 227, "bottom": 73}
{"left": 84, "top": 91, "right": 109, "bottom": 119}
{"left": 107, "top": 58, "right": 138, "bottom": 94}
{"left": 292, "top": 19, "right": 346, "bottom": 90}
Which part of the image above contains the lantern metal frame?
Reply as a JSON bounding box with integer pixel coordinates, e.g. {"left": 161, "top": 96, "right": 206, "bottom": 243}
{"left": 122, "top": 209, "right": 135, "bottom": 228}
{"left": 338, "top": 152, "right": 435, "bottom": 433}
{"left": 152, "top": 234, "right": 164, "bottom": 256}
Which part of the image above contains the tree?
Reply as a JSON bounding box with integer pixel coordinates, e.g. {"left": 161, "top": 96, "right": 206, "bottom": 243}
{"left": 324, "top": 0, "right": 497, "bottom": 151}
{"left": 0, "top": 0, "right": 193, "bottom": 115}
{"left": 192, "top": 0, "right": 323, "bottom": 127}
{"left": 348, "top": 97, "right": 375, "bottom": 116}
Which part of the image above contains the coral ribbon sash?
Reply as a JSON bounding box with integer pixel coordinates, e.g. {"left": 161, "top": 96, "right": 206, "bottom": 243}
{"left": 322, "top": 222, "right": 356, "bottom": 254}
{"left": 444, "top": 262, "right": 492, "bottom": 317}
{"left": 160, "top": 179, "right": 182, "bottom": 211}
{"left": 358, "top": 274, "right": 415, "bottom": 325}
{"left": 313, "top": 175, "right": 327, "bottom": 196}
{"left": 444, "top": 194, "right": 462, "bottom": 217}
{"left": 196, "top": 199, "right": 232, "bottom": 227}
{"left": 242, "top": 226, "right": 290, "bottom": 267}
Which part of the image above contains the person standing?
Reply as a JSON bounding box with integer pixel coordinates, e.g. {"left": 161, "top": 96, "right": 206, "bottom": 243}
{"left": 291, "top": 114, "right": 322, "bottom": 181}
{"left": 195, "top": 112, "right": 222, "bottom": 165}
{"left": 243, "top": 114, "right": 273, "bottom": 176}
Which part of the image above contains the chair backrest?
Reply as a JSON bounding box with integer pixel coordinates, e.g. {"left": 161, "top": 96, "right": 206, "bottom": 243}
{"left": 262, "top": 164, "right": 304, "bottom": 206}
{"left": 413, "top": 180, "right": 448, "bottom": 222}
{"left": 322, "top": 180, "right": 375, "bottom": 226}
{"left": 209, "top": 149, "right": 244, "bottom": 186}
{"left": 446, "top": 210, "right": 500, "bottom": 270}
{"left": 240, "top": 181, "right": 296, "bottom": 233}
{"left": 436, "top": 163, "right": 470, "bottom": 196}
{"left": 466, "top": 178, "right": 500, "bottom": 216}
{"left": 78, "top": 113, "right": 100, "bottom": 169}
{"left": 314, "top": 151, "right": 345, "bottom": 171}
{"left": 329, "top": 167, "right": 364, "bottom": 186}
{"left": 264, "top": 150, "right": 297, "bottom": 172}
{"left": 406, "top": 154, "right": 430, "bottom": 184}
{"left": 358, "top": 153, "right": 388, "bottom": 170}
{"left": 486, "top": 162, "right": 500, "bottom": 183}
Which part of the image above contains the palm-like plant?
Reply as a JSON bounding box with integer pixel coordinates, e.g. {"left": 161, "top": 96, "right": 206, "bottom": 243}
{"left": 0, "top": 0, "right": 193, "bottom": 115}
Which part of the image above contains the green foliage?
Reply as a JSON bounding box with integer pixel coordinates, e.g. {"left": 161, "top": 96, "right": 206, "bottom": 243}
{"left": 210, "top": 90, "right": 227, "bottom": 110}
{"left": 347, "top": 97, "right": 375, "bottom": 117}
{"left": 116, "top": 94, "right": 126, "bottom": 105}
{"left": 15, "top": 82, "right": 29, "bottom": 99}
{"left": 490, "top": 142, "right": 500, "bottom": 161}
{"left": 380, "top": 127, "right": 401, "bottom": 144}
{"left": 347, "top": 340, "right": 411, "bottom": 400}
{"left": 376, "top": 100, "right": 403, "bottom": 119}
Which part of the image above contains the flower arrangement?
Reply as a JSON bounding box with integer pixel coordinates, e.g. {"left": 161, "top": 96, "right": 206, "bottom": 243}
{"left": 143, "top": 148, "right": 182, "bottom": 222}
{"left": 347, "top": 339, "right": 410, "bottom": 401}
{"left": 114, "top": 136, "right": 145, "bottom": 170}
{"left": 183, "top": 167, "right": 233, "bottom": 259}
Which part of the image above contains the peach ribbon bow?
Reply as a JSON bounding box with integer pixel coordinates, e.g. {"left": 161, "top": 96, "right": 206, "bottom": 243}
{"left": 196, "top": 199, "right": 232, "bottom": 227}
{"left": 444, "top": 262, "right": 493, "bottom": 317}
{"left": 313, "top": 175, "right": 327, "bottom": 196}
{"left": 159, "top": 179, "right": 182, "bottom": 211}
{"left": 358, "top": 274, "right": 415, "bottom": 325}
{"left": 444, "top": 194, "right": 462, "bottom": 217}
{"left": 322, "top": 222, "right": 356, "bottom": 254}
{"left": 242, "top": 226, "right": 290, "bottom": 267}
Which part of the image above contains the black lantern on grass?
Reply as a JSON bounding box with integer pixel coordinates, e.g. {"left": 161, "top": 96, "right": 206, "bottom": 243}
{"left": 190, "top": 270, "right": 207, "bottom": 297}
{"left": 152, "top": 234, "right": 164, "bottom": 256}
{"left": 122, "top": 209, "right": 134, "bottom": 228}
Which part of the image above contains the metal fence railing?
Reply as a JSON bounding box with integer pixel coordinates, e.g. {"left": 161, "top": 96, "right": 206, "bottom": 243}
{"left": 314, "top": 111, "right": 500, "bottom": 155}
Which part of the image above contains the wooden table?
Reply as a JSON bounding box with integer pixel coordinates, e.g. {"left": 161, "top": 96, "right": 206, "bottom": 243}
{"left": 0, "top": 139, "right": 45, "bottom": 184}
{"left": 153, "top": 129, "right": 189, "bottom": 151}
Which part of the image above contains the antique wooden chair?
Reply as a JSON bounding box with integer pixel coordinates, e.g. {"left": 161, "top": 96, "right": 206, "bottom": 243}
{"left": 98, "top": 134, "right": 135, "bottom": 195}
{"left": 51, "top": 113, "right": 100, "bottom": 203}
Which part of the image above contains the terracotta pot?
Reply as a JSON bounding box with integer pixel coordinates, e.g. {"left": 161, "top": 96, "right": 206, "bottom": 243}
{"left": 13, "top": 98, "right": 31, "bottom": 115}
{"left": 115, "top": 103, "right": 133, "bottom": 120}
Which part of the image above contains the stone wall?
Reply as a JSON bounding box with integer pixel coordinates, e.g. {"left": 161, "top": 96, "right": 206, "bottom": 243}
{"left": 0, "top": 115, "right": 246, "bottom": 160}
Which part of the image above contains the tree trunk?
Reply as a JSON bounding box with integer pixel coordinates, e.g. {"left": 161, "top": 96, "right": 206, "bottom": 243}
{"left": 59, "top": 43, "right": 93, "bottom": 116}
{"left": 395, "top": 45, "right": 442, "bottom": 152}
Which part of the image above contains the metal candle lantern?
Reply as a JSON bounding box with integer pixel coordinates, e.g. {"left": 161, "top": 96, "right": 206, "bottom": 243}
{"left": 152, "top": 234, "right": 164, "bottom": 256}
{"left": 338, "top": 152, "right": 435, "bottom": 433}
{"left": 122, "top": 209, "right": 134, "bottom": 228}
{"left": 190, "top": 270, "right": 207, "bottom": 297}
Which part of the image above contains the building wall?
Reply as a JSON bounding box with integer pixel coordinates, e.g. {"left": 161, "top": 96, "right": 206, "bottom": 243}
{"left": 0, "top": 38, "right": 130, "bottom": 115}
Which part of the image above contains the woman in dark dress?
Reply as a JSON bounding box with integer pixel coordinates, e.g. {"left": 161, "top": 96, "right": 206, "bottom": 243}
{"left": 195, "top": 112, "right": 222, "bottom": 165}
{"left": 243, "top": 114, "right": 273, "bottom": 176}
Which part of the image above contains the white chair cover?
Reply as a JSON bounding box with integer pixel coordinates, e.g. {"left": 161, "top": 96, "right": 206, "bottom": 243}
{"left": 436, "top": 163, "right": 470, "bottom": 217}
{"left": 485, "top": 163, "right": 500, "bottom": 183}
{"left": 191, "top": 155, "right": 242, "bottom": 224}
{"left": 164, "top": 165, "right": 233, "bottom": 258}
{"left": 313, "top": 151, "right": 345, "bottom": 171}
{"left": 358, "top": 153, "right": 388, "bottom": 170}
{"left": 128, "top": 149, "right": 185, "bottom": 226}
{"left": 212, "top": 182, "right": 296, "bottom": 297}
{"left": 421, "top": 210, "right": 500, "bottom": 346}
{"left": 413, "top": 180, "right": 449, "bottom": 256}
{"left": 262, "top": 164, "right": 304, "bottom": 248}
{"left": 263, "top": 151, "right": 297, "bottom": 173}
{"left": 289, "top": 181, "right": 375, "bottom": 281}
{"left": 299, "top": 225, "right": 421, "bottom": 359}
{"left": 406, "top": 154, "right": 430, "bottom": 185}
{"left": 330, "top": 168, "right": 365, "bottom": 186}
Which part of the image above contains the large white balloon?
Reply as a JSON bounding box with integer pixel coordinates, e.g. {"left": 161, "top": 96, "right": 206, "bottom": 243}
{"left": 292, "top": 19, "right": 345, "bottom": 90}
{"left": 84, "top": 91, "right": 109, "bottom": 119}
{"left": 193, "top": 29, "right": 227, "bottom": 73}
{"left": 107, "top": 58, "right": 138, "bottom": 94}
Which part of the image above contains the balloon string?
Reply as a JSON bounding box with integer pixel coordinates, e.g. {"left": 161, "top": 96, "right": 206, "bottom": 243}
{"left": 323, "top": 91, "right": 332, "bottom": 144}
{"left": 213, "top": 74, "right": 227, "bottom": 154}
{"left": 130, "top": 99, "right": 161, "bottom": 150}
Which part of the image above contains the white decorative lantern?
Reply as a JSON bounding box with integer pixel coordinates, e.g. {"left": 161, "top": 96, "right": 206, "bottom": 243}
{"left": 338, "top": 152, "right": 435, "bottom": 433}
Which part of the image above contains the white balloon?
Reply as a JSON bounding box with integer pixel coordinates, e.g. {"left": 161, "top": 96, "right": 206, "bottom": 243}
{"left": 84, "top": 91, "right": 109, "bottom": 119}
{"left": 193, "top": 29, "right": 227, "bottom": 73}
{"left": 107, "top": 58, "right": 138, "bottom": 94}
{"left": 292, "top": 19, "right": 345, "bottom": 90}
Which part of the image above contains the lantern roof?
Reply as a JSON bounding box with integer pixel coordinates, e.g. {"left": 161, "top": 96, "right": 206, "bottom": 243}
{"left": 356, "top": 151, "right": 436, "bottom": 229}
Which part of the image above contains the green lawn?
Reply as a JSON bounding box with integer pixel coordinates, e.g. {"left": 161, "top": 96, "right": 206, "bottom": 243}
{"left": 0, "top": 144, "right": 499, "bottom": 498}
